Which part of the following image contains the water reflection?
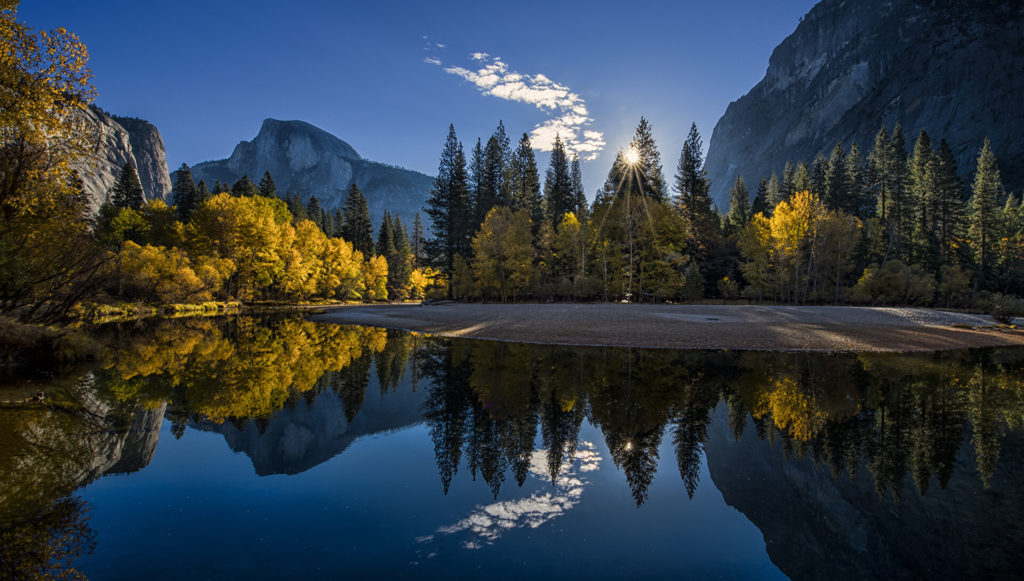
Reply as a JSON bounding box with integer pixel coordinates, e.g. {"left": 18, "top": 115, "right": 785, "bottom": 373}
{"left": 1, "top": 316, "right": 1023, "bottom": 579}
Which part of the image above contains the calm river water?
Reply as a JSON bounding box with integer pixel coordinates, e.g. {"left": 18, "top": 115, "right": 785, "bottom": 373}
{"left": 2, "top": 315, "right": 1023, "bottom": 580}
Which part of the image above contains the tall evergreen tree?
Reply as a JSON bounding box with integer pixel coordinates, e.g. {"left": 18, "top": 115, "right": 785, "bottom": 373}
{"left": 823, "top": 142, "right": 846, "bottom": 211}
{"left": 725, "top": 175, "right": 750, "bottom": 235}
{"left": 766, "top": 171, "right": 783, "bottom": 211}
{"left": 231, "top": 174, "right": 259, "bottom": 197}
{"left": 844, "top": 141, "right": 866, "bottom": 216}
{"left": 469, "top": 138, "right": 485, "bottom": 226}
{"left": 751, "top": 176, "right": 768, "bottom": 217}
{"left": 212, "top": 180, "right": 230, "bottom": 194}
{"left": 909, "top": 130, "right": 938, "bottom": 265}
{"left": 781, "top": 161, "right": 795, "bottom": 199}
{"left": 424, "top": 124, "right": 472, "bottom": 271}
{"left": 333, "top": 208, "right": 345, "bottom": 238}
{"left": 890, "top": 123, "right": 911, "bottom": 256}
{"left": 544, "top": 135, "right": 573, "bottom": 224}
{"left": 570, "top": 155, "right": 587, "bottom": 216}
{"left": 343, "top": 183, "right": 374, "bottom": 256}
{"left": 509, "top": 132, "right": 542, "bottom": 230}
{"left": 286, "top": 193, "right": 308, "bottom": 222}
{"left": 674, "top": 123, "right": 718, "bottom": 264}
{"left": 968, "top": 139, "right": 1002, "bottom": 280}
{"left": 377, "top": 211, "right": 395, "bottom": 257}
{"left": 390, "top": 215, "right": 413, "bottom": 299}
{"left": 792, "top": 160, "right": 811, "bottom": 193}
{"left": 307, "top": 195, "right": 326, "bottom": 232}
{"left": 935, "top": 139, "right": 964, "bottom": 264}
{"left": 630, "top": 117, "right": 667, "bottom": 202}
{"left": 258, "top": 171, "right": 277, "bottom": 198}
{"left": 172, "top": 162, "right": 199, "bottom": 221}
{"left": 195, "top": 180, "right": 211, "bottom": 209}
{"left": 109, "top": 162, "right": 144, "bottom": 210}
{"left": 412, "top": 212, "right": 426, "bottom": 265}
{"left": 810, "top": 151, "right": 828, "bottom": 198}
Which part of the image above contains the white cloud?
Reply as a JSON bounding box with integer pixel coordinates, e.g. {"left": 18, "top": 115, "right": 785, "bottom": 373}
{"left": 417, "top": 442, "right": 602, "bottom": 552}
{"left": 424, "top": 57, "right": 442, "bottom": 66}
{"left": 429, "top": 53, "right": 605, "bottom": 160}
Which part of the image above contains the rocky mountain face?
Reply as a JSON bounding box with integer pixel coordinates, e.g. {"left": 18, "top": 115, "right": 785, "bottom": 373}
{"left": 186, "top": 119, "right": 434, "bottom": 226}
{"left": 703, "top": 408, "right": 1024, "bottom": 580}
{"left": 195, "top": 373, "right": 427, "bottom": 475}
{"left": 76, "top": 106, "right": 172, "bottom": 212}
{"left": 704, "top": 0, "right": 1024, "bottom": 208}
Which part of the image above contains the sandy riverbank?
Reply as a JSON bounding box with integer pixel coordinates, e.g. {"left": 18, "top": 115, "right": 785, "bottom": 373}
{"left": 310, "top": 303, "right": 1024, "bottom": 352}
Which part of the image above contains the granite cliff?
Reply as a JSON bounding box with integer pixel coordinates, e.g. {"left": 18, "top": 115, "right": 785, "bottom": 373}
{"left": 185, "top": 119, "right": 434, "bottom": 226}
{"left": 704, "top": 0, "right": 1024, "bottom": 208}
{"left": 76, "top": 105, "right": 172, "bottom": 212}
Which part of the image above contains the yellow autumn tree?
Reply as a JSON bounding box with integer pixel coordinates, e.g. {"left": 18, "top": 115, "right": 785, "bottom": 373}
{"left": 471, "top": 207, "right": 534, "bottom": 302}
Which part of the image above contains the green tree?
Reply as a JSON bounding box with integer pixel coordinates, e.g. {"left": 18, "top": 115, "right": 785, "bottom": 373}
{"left": 286, "top": 193, "right": 307, "bottom": 222}
{"left": 570, "top": 154, "right": 587, "bottom": 216}
{"left": 172, "top": 162, "right": 199, "bottom": 221}
{"left": 231, "top": 174, "right": 259, "bottom": 197}
{"left": 766, "top": 171, "right": 784, "bottom": 211}
{"left": 509, "top": 132, "right": 542, "bottom": 231}
{"left": 935, "top": 139, "right": 964, "bottom": 265}
{"left": 823, "top": 142, "right": 847, "bottom": 211}
{"left": 725, "top": 175, "right": 750, "bottom": 235}
{"left": 306, "top": 195, "right": 326, "bottom": 233}
{"left": 109, "top": 162, "right": 144, "bottom": 210}
{"left": 630, "top": 117, "right": 667, "bottom": 202}
{"left": 258, "top": 171, "right": 277, "bottom": 198}
{"left": 674, "top": 123, "right": 718, "bottom": 265}
{"left": 968, "top": 139, "right": 1002, "bottom": 281}
{"left": 376, "top": 211, "right": 395, "bottom": 257}
{"left": 412, "top": 212, "right": 426, "bottom": 265}
{"left": 424, "top": 124, "right": 472, "bottom": 273}
{"left": 390, "top": 215, "right": 413, "bottom": 299}
{"left": 342, "top": 183, "right": 374, "bottom": 257}
{"left": 544, "top": 134, "right": 573, "bottom": 225}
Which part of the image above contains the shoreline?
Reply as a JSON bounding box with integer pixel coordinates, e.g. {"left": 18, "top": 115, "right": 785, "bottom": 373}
{"left": 310, "top": 303, "right": 1024, "bottom": 353}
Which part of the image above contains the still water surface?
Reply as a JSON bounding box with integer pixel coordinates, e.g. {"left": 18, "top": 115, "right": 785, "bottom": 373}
{"left": 2, "top": 315, "right": 1023, "bottom": 579}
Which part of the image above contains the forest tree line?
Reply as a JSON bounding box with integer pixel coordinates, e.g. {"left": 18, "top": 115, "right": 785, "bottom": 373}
{"left": 424, "top": 118, "right": 1023, "bottom": 310}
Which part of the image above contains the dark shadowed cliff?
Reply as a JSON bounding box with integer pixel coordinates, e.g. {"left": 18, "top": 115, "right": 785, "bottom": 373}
{"left": 704, "top": 0, "right": 1024, "bottom": 208}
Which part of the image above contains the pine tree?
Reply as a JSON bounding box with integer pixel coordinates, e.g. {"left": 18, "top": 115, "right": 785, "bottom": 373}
{"left": 792, "top": 161, "right": 811, "bottom": 193}
{"left": 968, "top": 139, "right": 1002, "bottom": 280}
{"left": 232, "top": 174, "right": 259, "bottom": 197}
{"left": 630, "top": 117, "right": 667, "bottom": 202}
{"left": 544, "top": 134, "right": 573, "bottom": 224}
{"left": 286, "top": 193, "right": 307, "bottom": 222}
{"left": 751, "top": 177, "right": 768, "bottom": 217}
{"left": 258, "top": 171, "right": 277, "bottom": 198}
{"left": 810, "top": 151, "right": 828, "bottom": 197}
{"left": 477, "top": 122, "right": 512, "bottom": 222}
{"left": 725, "top": 175, "right": 750, "bottom": 235}
{"left": 212, "top": 180, "right": 230, "bottom": 194}
{"left": 844, "top": 141, "right": 866, "bottom": 216}
{"left": 195, "top": 180, "right": 211, "bottom": 208}
{"left": 109, "top": 162, "right": 144, "bottom": 210}
{"left": 343, "top": 183, "right": 374, "bottom": 256}
{"left": 570, "top": 155, "right": 587, "bottom": 216}
{"left": 823, "top": 142, "right": 846, "bottom": 211}
{"left": 766, "top": 172, "right": 783, "bottom": 211}
{"left": 509, "top": 132, "right": 542, "bottom": 230}
{"left": 390, "top": 215, "right": 413, "bottom": 299}
{"left": 377, "top": 211, "right": 395, "bottom": 257}
{"left": 333, "top": 209, "right": 345, "bottom": 238}
{"left": 908, "top": 130, "right": 938, "bottom": 265}
{"left": 412, "top": 212, "right": 426, "bottom": 265}
{"left": 935, "top": 139, "right": 964, "bottom": 264}
{"left": 890, "top": 124, "right": 911, "bottom": 256}
{"left": 674, "top": 123, "right": 718, "bottom": 263}
{"left": 781, "top": 161, "right": 795, "bottom": 199}
{"left": 307, "top": 195, "right": 326, "bottom": 232}
{"left": 172, "top": 162, "right": 199, "bottom": 221}
{"left": 424, "top": 124, "right": 472, "bottom": 271}
{"left": 469, "top": 138, "right": 485, "bottom": 225}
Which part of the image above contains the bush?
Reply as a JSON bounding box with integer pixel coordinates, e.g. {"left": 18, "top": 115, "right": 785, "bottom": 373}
{"left": 988, "top": 294, "right": 1024, "bottom": 324}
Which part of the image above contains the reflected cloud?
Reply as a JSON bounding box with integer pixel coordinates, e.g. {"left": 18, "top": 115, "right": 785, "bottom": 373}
{"left": 417, "top": 441, "right": 601, "bottom": 551}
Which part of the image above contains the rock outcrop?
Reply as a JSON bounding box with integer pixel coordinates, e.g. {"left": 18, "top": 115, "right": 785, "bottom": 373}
{"left": 76, "top": 106, "right": 172, "bottom": 212}
{"left": 704, "top": 0, "right": 1024, "bottom": 208}
{"left": 185, "top": 119, "right": 434, "bottom": 226}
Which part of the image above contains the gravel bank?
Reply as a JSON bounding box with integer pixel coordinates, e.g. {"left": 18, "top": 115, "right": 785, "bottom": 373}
{"left": 311, "top": 304, "right": 1024, "bottom": 352}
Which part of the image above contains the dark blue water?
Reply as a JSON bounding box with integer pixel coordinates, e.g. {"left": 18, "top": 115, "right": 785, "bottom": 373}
{"left": 3, "top": 316, "right": 1023, "bottom": 580}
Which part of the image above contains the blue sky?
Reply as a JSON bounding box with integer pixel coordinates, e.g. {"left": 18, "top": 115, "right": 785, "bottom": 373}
{"left": 22, "top": 0, "right": 817, "bottom": 198}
